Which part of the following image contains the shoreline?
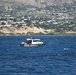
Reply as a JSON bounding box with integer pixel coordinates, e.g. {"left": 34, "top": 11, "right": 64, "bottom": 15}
{"left": 0, "top": 33, "right": 76, "bottom": 36}
{"left": 0, "top": 26, "right": 76, "bottom": 36}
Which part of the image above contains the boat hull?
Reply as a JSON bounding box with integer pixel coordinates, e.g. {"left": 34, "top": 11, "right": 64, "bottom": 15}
{"left": 20, "top": 42, "right": 44, "bottom": 47}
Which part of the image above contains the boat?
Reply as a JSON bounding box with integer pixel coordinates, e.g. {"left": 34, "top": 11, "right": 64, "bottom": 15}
{"left": 20, "top": 37, "right": 44, "bottom": 46}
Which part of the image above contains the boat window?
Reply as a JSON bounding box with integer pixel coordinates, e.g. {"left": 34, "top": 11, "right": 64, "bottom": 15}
{"left": 33, "top": 40, "right": 39, "bottom": 42}
{"left": 27, "top": 40, "right": 32, "bottom": 44}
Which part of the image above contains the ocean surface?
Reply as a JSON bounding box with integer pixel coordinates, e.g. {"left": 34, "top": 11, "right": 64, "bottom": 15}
{"left": 0, "top": 35, "right": 76, "bottom": 75}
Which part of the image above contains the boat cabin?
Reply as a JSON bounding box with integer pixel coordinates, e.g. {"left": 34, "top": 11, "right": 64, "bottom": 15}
{"left": 26, "top": 38, "right": 40, "bottom": 44}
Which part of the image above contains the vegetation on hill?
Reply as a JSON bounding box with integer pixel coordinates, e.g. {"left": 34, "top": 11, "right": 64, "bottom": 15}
{"left": 0, "top": 0, "right": 76, "bottom": 35}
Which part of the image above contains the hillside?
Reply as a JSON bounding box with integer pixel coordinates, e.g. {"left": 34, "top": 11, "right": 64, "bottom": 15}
{"left": 0, "top": 0, "right": 76, "bottom": 6}
{"left": 0, "top": 0, "right": 76, "bottom": 35}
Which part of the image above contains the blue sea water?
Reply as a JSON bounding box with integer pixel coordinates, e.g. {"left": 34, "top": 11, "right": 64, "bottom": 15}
{"left": 0, "top": 35, "right": 76, "bottom": 75}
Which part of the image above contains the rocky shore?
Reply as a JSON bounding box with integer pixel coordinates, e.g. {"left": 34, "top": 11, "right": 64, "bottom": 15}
{"left": 0, "top": 26, "right": 54, "bottom": 35}
{"left": 0, "top": 25, "right": 76, "bottom": 36}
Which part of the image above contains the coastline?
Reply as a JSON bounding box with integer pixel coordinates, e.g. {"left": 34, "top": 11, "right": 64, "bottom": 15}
{"left": 0, "top": 32, "right": 76, "bottom": 36}
{"left": 0, "top": 26, "right": 76, "bottom": 36}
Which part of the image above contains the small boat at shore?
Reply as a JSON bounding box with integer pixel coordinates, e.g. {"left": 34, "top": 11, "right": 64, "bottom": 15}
{"left": 20, "top": 37, "right": 44, "bottom": 47}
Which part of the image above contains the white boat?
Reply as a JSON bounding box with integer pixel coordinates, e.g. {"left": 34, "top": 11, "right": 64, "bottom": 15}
{"left": 20, "top": 37, "right": 44, "bottom": 46}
